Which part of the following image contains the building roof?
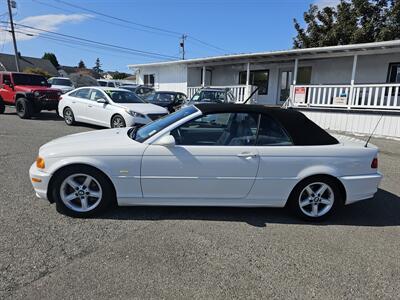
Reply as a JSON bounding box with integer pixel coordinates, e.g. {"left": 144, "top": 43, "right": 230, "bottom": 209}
{"left": 0, "top": 53, "right": 58, "bottom": 75}
{"left": 128, "top": 39, "right": 400, "bottom": 69}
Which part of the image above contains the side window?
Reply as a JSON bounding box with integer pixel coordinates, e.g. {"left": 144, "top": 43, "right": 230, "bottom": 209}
{"left": 89, "top": 89, "right": 106, "bottom": 101}
{"left": 3, "top": 74, "right": 11, "bottom": 84}
{"left": 171, "top": 112, "right": 258, "bottom": 146}
{"left": 74, "top": 88, "right": 91, "bottom": 99}
{"left": 257, "top": 114, "right": 293, "bottom": 146}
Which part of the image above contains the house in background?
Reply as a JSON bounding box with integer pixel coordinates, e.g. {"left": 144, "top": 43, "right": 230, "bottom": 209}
{"left": 58, "top": 65, "right": 101, "bottom": 79}
{"left": 129, "top": 40, "right": 400, "bottom": 138}
{"left": 0, "top": 53, "right": 58, "bottom": 76}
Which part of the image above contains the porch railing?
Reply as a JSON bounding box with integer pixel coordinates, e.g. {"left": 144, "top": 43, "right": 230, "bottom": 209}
{"left": 290, "top": 84, "right": 400, "bottom": 110}
{"left": 187, "top": 85, "right": 257, "bottom": 103}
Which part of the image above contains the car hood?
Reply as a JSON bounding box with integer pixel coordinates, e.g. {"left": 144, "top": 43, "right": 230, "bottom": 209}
{"left": 39, "top": 128, "right": 146, "bottom": 158}
{"left": 16, "top": 86, "right": 61, "bottom": 93}
{"left": 117, "top": 103, "right": 168, "bottom": 114}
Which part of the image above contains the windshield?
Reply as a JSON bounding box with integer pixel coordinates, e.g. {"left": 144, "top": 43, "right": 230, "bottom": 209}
{"left": 51, "top": 78, "right": 73, "bottom": 86}
{"left": 154, "top": 93, "right": 176, "bottom": 102}
{"left": 190, "top": 90, "right": 226, "bottom": 103}
{"left": 13, "top": 74, "right": 48, "bottom": 86}
{"left": 133, "top": 106, "right": 198, "bottom": 142}
{"left": 105, "top": 90, "right": 145, "bottom": 103}
{"left": 98, "top": 81, "right": 107, "bottom": 86}
{"left": 121, "top": 86, "right": 136, "bottom": 93}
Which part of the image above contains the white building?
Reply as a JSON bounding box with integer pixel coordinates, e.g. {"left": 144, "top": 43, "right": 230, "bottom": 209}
{"left": 129, "top": 40, "right": 400, "bottom": 138}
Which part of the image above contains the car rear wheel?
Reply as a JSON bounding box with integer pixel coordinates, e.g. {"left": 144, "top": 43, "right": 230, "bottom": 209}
{"left": 51, "top": 165, "right": 115, "bottom": 217}
{"left": 0, "top": 99, "right": 5, "bottom": 114}
{"left": 288, "top": 176, "right": 343, "bottom": 221}
{"left": 63, "top": 107, "right": 75, "bottom": 125}
{"left": 16, "top": 98, "right": 32, "bottom": 119}
{"left": 111, "top": 114, "right": 126, "bottom": 128}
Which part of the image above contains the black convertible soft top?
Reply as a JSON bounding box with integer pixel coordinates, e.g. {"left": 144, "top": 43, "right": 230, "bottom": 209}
{"left": 194, "top": 104, "right": 339, "bottom": 146}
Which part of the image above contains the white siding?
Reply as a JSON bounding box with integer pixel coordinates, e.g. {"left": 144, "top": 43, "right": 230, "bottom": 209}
{"left": 301, "top": 110, "right": 400, "bottom": 138}
{"left": 137, "top": 64, "right": 188, "bottom": 93}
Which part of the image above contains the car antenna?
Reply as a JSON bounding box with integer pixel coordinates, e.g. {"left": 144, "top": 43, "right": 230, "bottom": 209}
{"left": 243, "top": 87, "right": 259, "bottom": 104}
{"left": 365, "top": 115, "right": 383, "bottom": 147}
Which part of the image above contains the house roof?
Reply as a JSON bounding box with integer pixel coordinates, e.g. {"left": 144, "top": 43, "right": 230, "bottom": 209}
{"left": 59, "top": 65, "right": 102, "bottom": 79}
{"left": 128, "top": 39, "right": 400, "bottom": 69}
{"left": 0, "top": 53, "right": 58, "bottom": 75}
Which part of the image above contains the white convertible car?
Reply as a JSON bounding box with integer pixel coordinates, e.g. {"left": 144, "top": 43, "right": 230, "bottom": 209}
{"left": 58, "top": 87, "right": 168, "bottom": 128}
{"left": 30, "top": 104, "right": 382, "bottom": 221}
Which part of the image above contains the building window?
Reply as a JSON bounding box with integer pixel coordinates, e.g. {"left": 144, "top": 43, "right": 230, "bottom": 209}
{"left": 144, "top": 74, "right": 155, "bottom": 86}
{"left": 297, "top": 66, "right": 312, "bottom": 85}
{"left": 387, "top": 63, "right": 400, "bottom": 83}
{"left": 239, "top": 70, "right": 269, "bottom": 95}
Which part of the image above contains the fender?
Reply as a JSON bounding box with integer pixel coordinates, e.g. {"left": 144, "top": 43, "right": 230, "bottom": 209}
{"left": 297, "top": 165, "right": 341, "bottom": 181}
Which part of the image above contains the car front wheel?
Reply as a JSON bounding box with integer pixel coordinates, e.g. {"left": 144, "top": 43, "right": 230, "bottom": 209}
{"left": 63, "top": 107, "right": 75, "bottom": 125}
{"left": 288, "top": 176, "right": 343, "bottom": 221}
{"left": 111, "top": 114, "right": 126, "bottom": 128}
{"left": 16, "top": 98, "right": 32, "bottom": 119}
{"left": 51, "top": 165, "right": 115, "bottom": 217}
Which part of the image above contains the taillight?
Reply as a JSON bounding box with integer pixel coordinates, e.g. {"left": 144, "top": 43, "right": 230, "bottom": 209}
{"left": 371, "top": 157, "right": 378, "bottom": 169}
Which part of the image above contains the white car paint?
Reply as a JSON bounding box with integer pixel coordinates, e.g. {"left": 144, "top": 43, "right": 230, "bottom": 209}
{"left": 30, "top": 106, "right": 382, "bottom": 213}
{"left": 58, "top": 86, "right": 168, "bottom": 128}
{"left": 48, "top": 77, "right": 75, "bottom": 94}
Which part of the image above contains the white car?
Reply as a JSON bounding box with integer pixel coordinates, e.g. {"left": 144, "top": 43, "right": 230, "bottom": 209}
{"left": 48, "top": 77, "right": 75, "bottom": 94}
{"left": 58, "top": 87, "right": 168, "bottom": 128}
{"left": 30, "top": 104, "right": 382, "bottom": 221}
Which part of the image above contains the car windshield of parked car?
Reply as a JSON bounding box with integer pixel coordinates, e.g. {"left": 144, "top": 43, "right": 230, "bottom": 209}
{"left": 190, "top": 90, "right": 226, "bottom": 103}
{"left": 153, "top": 93, "right": 175, "bottom": 102}
{"left": 98, "top": 81, "right": 107, "bottom": 86}
{"left": 51, "top": 78, "right": 73, "bottom": 86}
{"left": 132, "top": 106, "right": 198, "bottom": 142}
{"left": 13, "top": 74, "right": 48, "bottom": 86}
{"left": 105, "top": 90, "right": 145, "bottom": 103}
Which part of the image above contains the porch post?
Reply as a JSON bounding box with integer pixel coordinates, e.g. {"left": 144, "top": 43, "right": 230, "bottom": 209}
{"left": 349, "top": 54, "right": 358, "bottom": 108}
{"left": 291, "top": 58, "right": 299, "bottom": 100}
{"left": 202, "top": 66, "right": 206, "bottom": 87}
{"left": 246, "top": 62, "right": 251, "bottom": 98}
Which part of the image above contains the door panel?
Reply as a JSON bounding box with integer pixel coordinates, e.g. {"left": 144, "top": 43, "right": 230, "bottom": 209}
{"left": 141, "top": 145, "right": 259, "bottom": 199}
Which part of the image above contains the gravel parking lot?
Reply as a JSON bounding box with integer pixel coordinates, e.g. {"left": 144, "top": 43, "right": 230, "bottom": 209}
{"left": 1, "top": 107, "right": 400, "bottom": 299}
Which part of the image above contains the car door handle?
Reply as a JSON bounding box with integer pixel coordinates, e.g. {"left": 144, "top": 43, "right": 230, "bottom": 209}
{"left": 237, "top": 152, "right": 258, "bottom": 158}
{"left": 88, "top": 105, "right": 92, "bottom": 107}
{"left": 72, "top": 101, "right": 76, "bottom": 103}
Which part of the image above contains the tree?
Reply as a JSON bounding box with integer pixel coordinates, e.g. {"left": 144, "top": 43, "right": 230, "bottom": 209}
{"left": 42, "top": 52, "right": 59, "bottom": 68}
{"left": 23, "top": 67, "right": 51, "bottom": 78}
{"left": 78, "top": 60, "right": 86, "bottom": 69}
{"left": 92, "top": 58, "right": 103, "bottom": 74}
{"left": 293, "top": 0, "right": 400, "bottom": 48}
{"left": 112, "top": 71, "right": 130, "bottom": 79}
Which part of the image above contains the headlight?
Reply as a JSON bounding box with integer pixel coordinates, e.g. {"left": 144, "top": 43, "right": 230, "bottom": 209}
{"left": 125, "top": 109, "right": 146, "bottom": 118}
{"left": 36, "top": 156, "right": 45, "bottom": 169}
{"left": 34, "top": 91, "right": 40, "bottom": 97}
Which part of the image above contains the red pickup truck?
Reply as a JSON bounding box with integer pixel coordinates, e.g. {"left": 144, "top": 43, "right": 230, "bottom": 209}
{"left": 0, "top": 72, "right": 62, "bottom": 119}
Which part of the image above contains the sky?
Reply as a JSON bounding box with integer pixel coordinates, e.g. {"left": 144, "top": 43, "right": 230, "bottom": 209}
{"left": 0, "top": 0, "right": 340, "bottom": 73}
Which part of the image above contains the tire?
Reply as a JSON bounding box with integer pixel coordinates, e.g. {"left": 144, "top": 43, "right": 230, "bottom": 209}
{"left": 63, "top": 107, "right": 75, "bottom": 126}
{"left": 51, "top": 165, "right": 116, "bottom": 217}
{"left": 16, "top": 98, "right": 32, "bottom": 119}
{"left": 111, "top": 114, "right": 126, "bottom": 128}
{"left": 33, "top": 106, "right": 42, "bottom": 115}
{"left": 0, "top": 99, "right": 5, "bottom": 114}
{"left": 287, "top": 176, "right": 343, "bottom": 221}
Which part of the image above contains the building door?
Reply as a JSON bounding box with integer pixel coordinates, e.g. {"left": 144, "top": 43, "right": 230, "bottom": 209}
{"left": 278, "top": 69, "right": 293, "bottom": 103}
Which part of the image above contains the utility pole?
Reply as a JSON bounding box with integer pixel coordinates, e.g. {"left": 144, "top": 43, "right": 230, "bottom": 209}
{"left": 7, "top": 0, "right": 20, "bottom": 72}
{"left": 180, "top": 34, "right": 187, "bottom": 60}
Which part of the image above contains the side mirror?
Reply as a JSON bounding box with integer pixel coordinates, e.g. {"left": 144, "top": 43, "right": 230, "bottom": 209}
{"left": 153, "top": 134, "right": 175, "bottom": 147}
{"left": 96, "top": 98, "right": 107, "bottom": 103}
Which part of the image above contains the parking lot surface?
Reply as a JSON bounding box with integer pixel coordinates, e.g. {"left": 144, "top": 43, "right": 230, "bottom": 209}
{"left": 1, "top": 107, "right": 400, "bottom": 299}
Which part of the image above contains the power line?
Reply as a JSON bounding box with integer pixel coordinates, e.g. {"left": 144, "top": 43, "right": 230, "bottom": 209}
{"left": 0, "top": 21, "right": 179, "bottom": 60}
{"left": 53, "top": 0, "right": 230, "bottom": 54}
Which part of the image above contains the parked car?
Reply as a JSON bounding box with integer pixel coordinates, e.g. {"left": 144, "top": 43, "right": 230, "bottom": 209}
{"left": 30, "top": 103, "right": 382, "bottom": 220}
{"left": 97, "top": 79, "right": 121, "bottom": 88}
{"left": 187, "top": 87, "right": 236, "bottom": 105}
{"left": 120, "top": 84, "right": 155, "bottom": 98}
{"left": 58, "top": 86, "right": 168, "bottom": 128}
{"left": 144, "top": 91, "right": 187, "bottom": 112}
{"left": 48, "top": 77, "right": 75, "bottom": 94}
{"left": 0, "top": 72, "right": 62, "bottom": 118}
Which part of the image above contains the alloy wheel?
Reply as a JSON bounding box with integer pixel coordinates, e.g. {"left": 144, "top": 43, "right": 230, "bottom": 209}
{"left": 298, "top": 182, "right": 334, "bottom": 218}
{"left": 59, "top": 174, "right": 102, "bottom": 212}
{"left": 64, "top": 109, "right": 73, "bottom": 124}
{"left": 112, "top": 116, "right": 125, "bottom": 128}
